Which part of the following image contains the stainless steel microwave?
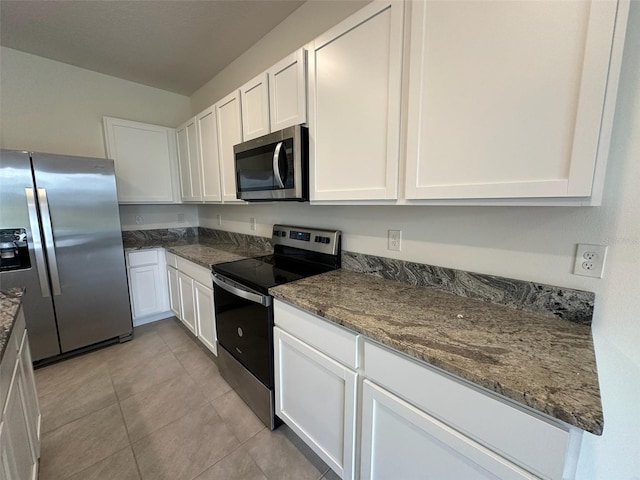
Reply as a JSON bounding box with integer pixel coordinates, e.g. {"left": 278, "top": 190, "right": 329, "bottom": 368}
{"left": 233, "top": 125, "right": 308, "bottom": 201}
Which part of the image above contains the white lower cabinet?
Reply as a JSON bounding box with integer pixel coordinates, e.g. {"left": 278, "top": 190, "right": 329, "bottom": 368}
{"left": 274, "top": 301, "right": 583, "bottom": 480}
{"left": 126, "top": 249, "right": 170, "bottom": 326}
{"left": 274, "top": 328, "right": 357, "bottom": 479}
{"left": 360, "top": 380, "right": 532, "bottom": 480}
{"left": 165, "top": 251, "right": 217, "bottom": 356}
{"left": 167, "top": 265, "right": 180, "bottom": 317}
{"left": 177, "top": 272, "right": 197, "bottom": 336}
{"left": 274, "top": 300, "right": 359, "bottom": 480}
{"left": 194, "top": 281, "right": 217, "bottom": 355}
{"left": 1, "top": 308, "right": 40, "bottom": 480}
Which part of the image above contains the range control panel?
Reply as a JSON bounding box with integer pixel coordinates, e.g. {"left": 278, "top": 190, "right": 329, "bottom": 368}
{"left": 272, "top": 225, "right": 341, "bottom": 256}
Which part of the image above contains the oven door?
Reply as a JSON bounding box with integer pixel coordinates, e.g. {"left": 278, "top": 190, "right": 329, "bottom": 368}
{"left": 233, "top": 125, "right": 307, "bottom": 201}
{"left": 212, "top": 273, "right": 274, "bottom": 388}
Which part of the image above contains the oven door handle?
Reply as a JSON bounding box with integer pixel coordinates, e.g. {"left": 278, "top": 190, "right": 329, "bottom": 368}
{"left": 212, "top": 273, "right": 272, "bottom": 307}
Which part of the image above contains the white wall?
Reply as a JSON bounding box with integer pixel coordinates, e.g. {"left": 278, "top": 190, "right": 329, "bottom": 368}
{"left": 119, "top": 204, "right": 198, "bottom": 231}
{"left": 0, "top": 47, "right": 190, "bottom": 158}
{"left": 197, "top": 3, "right": 640, "bottom": 478}
{"left": 189, "top": 0, "right": 369, "bottom": 115}
{"left": 0, "top": 46, "right": 192, "bottom": 229}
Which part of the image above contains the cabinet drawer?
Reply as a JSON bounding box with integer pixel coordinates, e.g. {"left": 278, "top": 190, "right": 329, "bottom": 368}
{"left": 364, "top": 340, "right": 575, "bottom": 480}
{"left": 176, "top": 257, "right": 211, "bottom": 287}
{"left": 165, "top": 251, "right": 178, "bottom": 268}
{"left": 274, "top": 300, "right": 360, "bottom": 369}
{"left": 127, "top": 249, "right": 159, "bottom": 267}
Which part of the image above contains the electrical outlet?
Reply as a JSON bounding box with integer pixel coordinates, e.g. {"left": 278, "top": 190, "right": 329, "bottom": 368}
{"left": 388, "top": 230, "right": 401, "bottom": 251}
{"left": 573, "top": 244, "right": 607, "bottom": 278}
{"left": 250, "top": 217, "right": 256, "bottom": 231}
{"left": 177, "top": 213, "right": 185, "bottom": 223}
{"left": 135, "top": 215, "right": 143, "bottom": 225}
{"left": 216, "top": 214, "right": 222, "bottom": 226}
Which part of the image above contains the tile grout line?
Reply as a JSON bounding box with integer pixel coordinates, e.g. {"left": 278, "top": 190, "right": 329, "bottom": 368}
{"left": 108, "top": 360, "right": 145, "bottom": 480}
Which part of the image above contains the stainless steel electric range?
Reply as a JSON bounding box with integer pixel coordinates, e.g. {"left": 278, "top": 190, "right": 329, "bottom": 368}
{"left": 211, "top": 225, "right": 341, "bottom": 429}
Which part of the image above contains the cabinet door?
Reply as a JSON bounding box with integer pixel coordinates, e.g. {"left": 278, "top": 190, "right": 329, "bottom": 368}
{"left": 103, "top": 117, "right": 179, "bottom": 203}
{"left": 176, "top": 117, "right": 203, "bottom": 202}
{"left": 241, "top": 73, "right": 270, "bottom": 141}
{"left": 360, "top": 380, "right": 533, "bottom": 480}
{"left": 274, "top": 327, "right": 357, "bottom": 480}
{"left": 197, "top": 107, "right": 222, "bottom": 202}
{"left": 215, "top": 90, "right": 245, "bottom": 203}
{"left": 2, "top": 362, "right": 37, "bottom": 480}
{"left": 167, "top": 266, "right": 181, "bottom": 317}
{"left": 17, "top": 332, "right": 40, "bottom": 461}
{"left": 128, "top": 265, "right": 164, "bottom": 319}
{"left": 195, "top": 281, "right": 217, "bottom": 356}
{"left": 405, "top": 1, "right": 624, "bottom": 201}
{"left": 308, "top": 1, "right": 403, "bottom": 201}
{"left": 1, "top": 421, "right": 14, "bottom": 480}
{"left": 268, "top": 49, "right": 307, "bottom": 131}
{"left": 178, "top": 272, "right": 197, "bottom": 335}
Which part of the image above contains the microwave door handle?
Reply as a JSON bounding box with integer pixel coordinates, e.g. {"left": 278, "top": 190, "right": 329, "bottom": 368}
{"left": 272, "top": 142, "right": 286, "bottom": 189}
{"left": 24, "top": 188, "right": 51, "bottom": 298}
{"left": 212, "top": 273, "right": 272, "bottom": 307}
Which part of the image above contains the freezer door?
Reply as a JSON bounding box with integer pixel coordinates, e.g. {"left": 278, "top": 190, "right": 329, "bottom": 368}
{"left": 31, "top": 153, "right": 132, "bottom": 353}
{"left": 0, "top": 150, "right": 60, "bottom": 360}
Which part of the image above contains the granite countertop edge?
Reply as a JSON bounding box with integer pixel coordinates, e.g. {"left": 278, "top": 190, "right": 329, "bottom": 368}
{"left": 0, "top": 288, "right": 25, "bottom": 363}
{"left": 269, "top": 270, "right": 603, "bottom": 436}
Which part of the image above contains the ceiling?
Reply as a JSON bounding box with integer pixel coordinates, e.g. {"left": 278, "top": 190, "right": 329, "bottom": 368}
{"left": 0, "top": 0, "right": 305, "bottom": 96}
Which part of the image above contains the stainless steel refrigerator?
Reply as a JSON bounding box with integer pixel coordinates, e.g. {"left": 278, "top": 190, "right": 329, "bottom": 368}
{"left": 0, "top": 150, "right": 132, "bottom": 362}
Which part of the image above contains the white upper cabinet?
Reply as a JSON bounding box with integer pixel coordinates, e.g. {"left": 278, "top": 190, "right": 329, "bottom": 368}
{"left": 241, "top": 49, "right": 308, "bottom": 141}
{"left": 240, "top": 73, "right": 270, "bottom": 141}
{"left": 308, "top": 1, "right": 404, "bottom": 202}
{"left": 103, "top": 117, "right": 180, "bottom": 203}
{"left": 176, "top": 117, "right": 203, "bottom": 202}
{"left": 404, "top": 0, "right": 629, "bottom": 205}
{"left": 268, "top": 49, "right": 307, "bottom": 131}
{"left": 197, "top": 106, "right": 223, "bottom": 202}
{"left": 215, "top": 90, "right": 245, "bottom": 203}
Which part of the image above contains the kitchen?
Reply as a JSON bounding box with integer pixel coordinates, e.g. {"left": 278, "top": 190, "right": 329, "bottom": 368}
{"left": 1, "top": 0, "right": 639, "bottom": 479}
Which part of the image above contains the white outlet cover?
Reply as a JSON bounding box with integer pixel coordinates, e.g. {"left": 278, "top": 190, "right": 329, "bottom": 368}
{"left": 573, "top": 244, "right": 607, "bottom": 278}
{"left": 388, "top": 230, "right": 401, "bottom": 251}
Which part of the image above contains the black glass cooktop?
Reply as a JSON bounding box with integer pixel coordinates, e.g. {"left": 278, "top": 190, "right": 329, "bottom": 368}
{"left": 212, "top": 253, "right": 335, "bottom": 295}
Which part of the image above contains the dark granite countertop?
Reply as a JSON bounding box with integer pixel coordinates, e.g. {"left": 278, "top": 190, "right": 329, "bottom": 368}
{"left": 0, "top": 288, "right": 24, "bottom": 363}
{"left": 270, "top": 269, "right": 603, "bottom": 435}
{"left": 124, "top": 238, "right": 272, "bottom": 269}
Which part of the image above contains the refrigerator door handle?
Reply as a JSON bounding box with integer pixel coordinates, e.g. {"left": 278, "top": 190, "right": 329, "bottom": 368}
{"left": 37, "top": 188, "right": 62, "bottom": 296}
{"left": 25, "top": 188, "right": 52, "bottom": 298}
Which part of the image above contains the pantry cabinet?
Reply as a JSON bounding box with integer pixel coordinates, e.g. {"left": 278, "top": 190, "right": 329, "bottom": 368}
{"left": 274, "top": 300, "right": 358, "bottom": 480}
{"left": 103, "top": 117, "right": 179, "bottom": 203}
{"left": 176, "top": 117, "right": 202, "bottom": 202}
{"left": 215, "top": 91, "right": 244, "bottom": 203}
{"left": 126, "top": 249, "right": 170, "bottom": 325}
{"left": 308, "top": 0, "right": 403, "bottom": 202}
{"left": 404, "top": 0, "right": 629, "bottom": 205}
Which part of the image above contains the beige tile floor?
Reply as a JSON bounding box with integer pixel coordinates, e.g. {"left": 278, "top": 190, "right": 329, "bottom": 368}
{"left": 35, "top": 317, "right": 339, "bottom": 480}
